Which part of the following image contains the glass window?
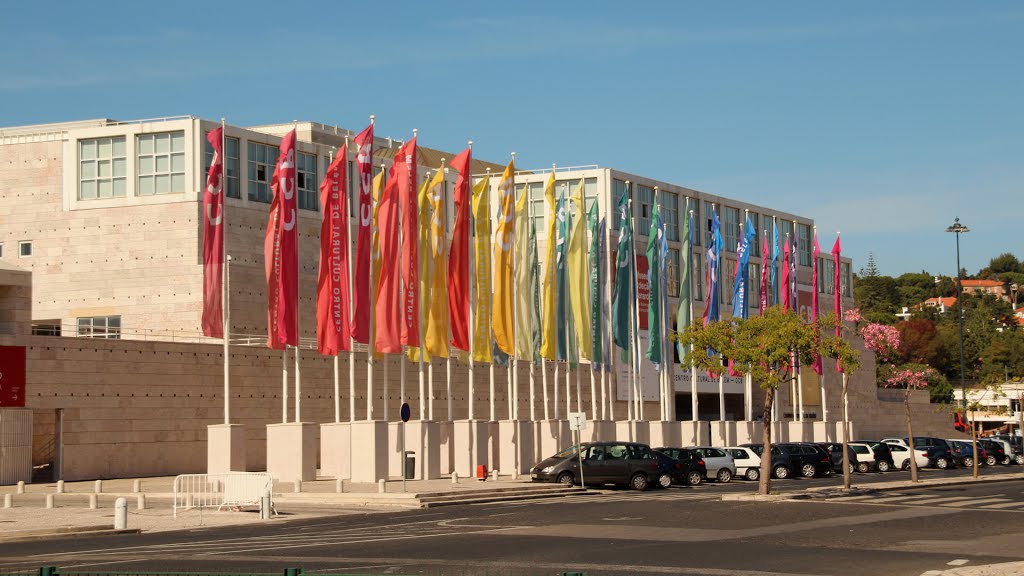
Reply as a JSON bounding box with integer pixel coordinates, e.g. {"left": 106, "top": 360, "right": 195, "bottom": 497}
{"left": 762, "top": 214, "right": 773, "bottom": 257}
{"left": 723, "top": 207, "right": 740, "bottom": 253}
{"left": 247, "top": 141, "right": 278, "bottom": 203}
{"left": 79, "top": 136, "right": 127, "bottom": 199}
{"left": 704, "top": 201, "right": 716, "bottom": 247}
{"left": 18, "top": 241, "right": 32, "bottom": 257}
{"left": 667, "top": 248, "right": 680, "bottom": 297}
{"left": 779, "top": 220, "right": 794, "bottom": 250}
{"left": 203, "top": 133, "right": 241, "bottom": 199}
{"left": 77, "top": 315, "right": 121, "bottom": 339}
{"left": 694, "top": 255, "right": 704, "bottom": 301}
{"left": 724, "top": 258, "right": 736, "bottom": 306}
{"left": 842, "top": 262, "right": 852, "bottom": 297}
{"left": 660, "top": 192, "right": 679, "bottom": 242}
{"left": 528, "top": 181, "right": 546, "bottom": 231}
{"left": 748, "top": 212, "right": 760, "bottom": 257}
{"left": 137, "top": 132, "right": 185, "bottom": 196}
{"left": 611, "top": 179, "right": 631, "bottom": 231}
{"left": 637, "top": 184, "right": 654, "bottom": 233}
{"left": 31, "top": 322, "right": 61, "bottom": 336}
{"left": 798, "top": 223, "right": 812, "bottom": 266}
{"left": 297, "top": 151, "right": 318, "bottom": 211}
{"left": 749, "top": 262, "right": 760, "bottom": 309}
{"left": 0, "top": 243, "right": 3, "bottom": 258}
{"left": 690, "top": 199, "right": 701, "bottom": 247}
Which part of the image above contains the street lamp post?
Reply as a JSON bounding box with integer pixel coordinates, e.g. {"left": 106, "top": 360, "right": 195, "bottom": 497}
{"left": 945, "top": 217, "right": 970, "bottom": 409}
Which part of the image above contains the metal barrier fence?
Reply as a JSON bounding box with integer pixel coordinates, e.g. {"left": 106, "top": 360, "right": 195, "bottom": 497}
{"left": 21, "top": 570, "right": 588, "bottom": 576}
{"left": 171, "top": 472, "right": 273, "bottom": 518}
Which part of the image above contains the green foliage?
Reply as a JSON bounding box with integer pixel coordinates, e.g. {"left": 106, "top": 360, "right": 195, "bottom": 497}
{"left": 985, "top": 253, "right": 1022, "bottom": 275}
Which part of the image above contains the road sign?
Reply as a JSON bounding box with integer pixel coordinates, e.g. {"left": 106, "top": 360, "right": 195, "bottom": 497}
{"left": 568, "top": 412, "right": 587, "bottom": 432}
{"left": 400, "top": 402, "right": 411, "bottom": 423}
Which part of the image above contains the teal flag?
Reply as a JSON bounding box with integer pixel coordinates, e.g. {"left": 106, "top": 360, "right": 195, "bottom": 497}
{"left": 675, "top": 199, "right": 692, "bottom": 361}
{"left": 555, "top": 193, "right": 570, "bottom": 361}
{"left": 611, "top": 187, "right": 633, "bottom": 352}
{"left": 529, "top": 219, "right": 542, "bottom": 363}
{"left": 588, "top": 204, "right": 603, "bottom": 371}
{"left": 646, "top": 202, "right": 663, "bottom": 368}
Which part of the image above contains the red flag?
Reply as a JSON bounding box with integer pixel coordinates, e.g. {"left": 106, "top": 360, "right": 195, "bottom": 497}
{"left": 317, "top": 146, "right": 352, "bottom": 355}
{"left": 811, "top": 230, "right": 822, "bottom": 375}
{"left": 396, "top": 137, "right": 419, "bottom": 347}
{"left": 831, "top": 234, "right": 843, "bottom": 372}
{"left": 759, "top": 231, "right": 769, "bottom": 314}
{"left": 780, "top": 237, "right": 791, "bottom": 312}
{"left": 447, "top": 146, "right": 472, "bottom": 351}
{"left": 202, "top": 127, "right": 225, "bottom": 338}
{"left": 374, "top": 167, "right": 402, "bottom": 353}
{"left": 351, "top": 123, "right": 374, "bottom": 343}
{"left": 264, "top": 130, "right": 298, "bottom": 349}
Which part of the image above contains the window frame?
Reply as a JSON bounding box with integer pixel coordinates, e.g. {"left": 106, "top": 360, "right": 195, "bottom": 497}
{"left": 137, "top": 131, "right": 186, "bottom": 196}
{"left": 18, "top": 241, "right": 32, "bottom": 258}
{"left": 76, "top": 315, "right": 121, "bottom": 339}
{"left": 78, "top": 136, "right": 127, "bottom": 200}
{"left": 296, "top": 150, "right": 319, "bottom": 211}
{"left": 247, "top": 141, "right": 278, "bottom": 204}
{"left": 203, "top": 133, "right": 241, "bottom": 199}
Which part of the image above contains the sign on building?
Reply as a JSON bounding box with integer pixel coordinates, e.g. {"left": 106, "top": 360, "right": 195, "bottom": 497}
{"left": 0, "top": 346, "right": 26, "bottom": 408}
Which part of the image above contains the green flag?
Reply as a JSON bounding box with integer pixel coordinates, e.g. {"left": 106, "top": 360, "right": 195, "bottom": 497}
{"left": 646, "top": 201, "right": 662, "bottom": 367}
{"left": 676, "top": 199, "right": 692, "bottom": 362}
{"left": 611, "top": 186, "right": 633, "bottom": 352}
{"left": 588, "top": 202, "right": 603, "bottom": 370}
{"left": 529, "top": 219, "right": 542, "bottom": 363}
{"left": 555, "top": 193, "right": 570, "bottom": 361}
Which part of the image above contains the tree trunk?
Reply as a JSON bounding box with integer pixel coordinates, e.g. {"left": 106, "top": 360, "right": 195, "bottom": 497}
{"left": 906, "top": 389, "right": 918, "bottom": 483}
{"left": 970, "top": 410, "right": 979, "bottom": 479}
{"left": 759, "top": 387, "right": 775, "bottom": 496}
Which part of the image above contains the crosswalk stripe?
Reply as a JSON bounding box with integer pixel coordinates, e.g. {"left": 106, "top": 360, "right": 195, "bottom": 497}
{"left": 978, "top": 501, "right": 1024, "bottom": 509}
{"left": 945, "top": 497, "right": 1009, "bottom": 507}
{"left": 872, "top": 494, "right": 943, "bottom": 503}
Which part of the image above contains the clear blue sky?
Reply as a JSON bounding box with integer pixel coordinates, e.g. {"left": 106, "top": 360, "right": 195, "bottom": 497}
{"left": 2, "top": 1, "right": 1020, "bottom": 279}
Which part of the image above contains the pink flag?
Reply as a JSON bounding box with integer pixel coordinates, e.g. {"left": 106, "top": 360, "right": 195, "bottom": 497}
{"left": 811, "top": 230, "right": 822, "bottom": 375}
{"left": 316, "top": 145, "right": 352, "bottom": 355}
{"left": 264, "top": 130, "right": 298, "bottom": 349}
{"left": 780, "top": 237, "right": 791, "bottom": 312}
{"left": 759, "top": 231, "right": 769, "bottom": 314}
{"left": 396, "top": 137, "right": 419, "bottom": 347}
{"left": 447, "top": 146, "right": 472, "bottom": 352}
{"left": 350, "top": 123, "right": 374, "bottom": 343}
{"left": 201, "top": 127, "right": 224, "bottom": 338}
{"left": 831, "top": 234, "right": 843, "bottom": 372}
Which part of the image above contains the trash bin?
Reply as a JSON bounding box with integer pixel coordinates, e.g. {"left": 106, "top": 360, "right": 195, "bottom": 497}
{"left": 403, "top": 451, "right": 416, "bottom": 480}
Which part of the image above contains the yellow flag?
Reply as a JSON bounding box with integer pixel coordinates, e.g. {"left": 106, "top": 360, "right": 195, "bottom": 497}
{"left": 424, "top": 167, "right": 449, "bottom": 358}
{"left": 514, "top": 182, "right": 532, "bottom": 359}
{"left": 567, "top": 179, "right": 592, "bottom": 360}
{"left": 369, "top": 169, "right": 385, "bottom": 359}
{"left": 538, "top": 173, "right": 557, "bottom": 360}
{"left": 408, "top": 176, "right": 433, "bottom": 363}
{"left": 471, "top": 174, "right": 492, "bottom": 363}
{"left": 492, "top": 160, "right": 515, "bottom": 356}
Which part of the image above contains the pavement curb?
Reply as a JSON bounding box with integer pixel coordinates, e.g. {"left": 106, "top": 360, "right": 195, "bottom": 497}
{"left": 0, "top": 526, "right": 141, "bottom": 543}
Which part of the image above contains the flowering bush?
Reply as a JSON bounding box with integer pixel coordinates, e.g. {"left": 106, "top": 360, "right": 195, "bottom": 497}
{"left": 843, "top": 308, "right": 863, "bottom": 324}
{"left": 883, "top": 366, "right": 936, "bottom": 389}
{"left": 861, "top": 323, "right": 901, "bottom": 362}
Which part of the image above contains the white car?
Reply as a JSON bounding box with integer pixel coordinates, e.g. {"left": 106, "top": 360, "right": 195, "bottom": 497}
{"left": 848, "top": 442, "right": 877, "bottom": 473}
{"left": 724, "top": 446, "right": 762, "bottom": 481}
{"left": 688, "top": 446, "right": 737, "bottom": 483}
{"left": 884, "top": 440, "right": 929, "bottom": 470}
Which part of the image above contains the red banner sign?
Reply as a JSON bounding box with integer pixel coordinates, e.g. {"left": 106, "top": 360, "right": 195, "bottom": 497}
{"left": 0, "top": 346, "right": 26, "bottom": 407}
{"left": 637, "top": 254, "right": 650, "bottom": 330}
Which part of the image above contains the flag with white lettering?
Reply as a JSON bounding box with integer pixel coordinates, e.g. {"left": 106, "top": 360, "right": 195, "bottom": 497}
{"left": 351, "top": 123, "right": 374, "bottom": 343}
{"left": 471, "top": 174, "right": 493, "bottom": 363}
{"left": 811, "top": 229, "right": 822, "bottom": 374}
{"left": 832, "top": 233, "right": 843, "bottom": 372}
{"left": 492, "top": 159, "right": 515, "bottom": 356}
{"left": 264, "top": 129, "right": 298, "bottom": 348}
{"left": 202, "top": 127, "right": 224, "bottom": 338}
{"left": 397, "top": 137, "right": 419, "bottom": 348}
{"left": 447, "top": 146, "right": 472, "bottom": 352}
{"left": 375, "top": 161, "right": 402, "bottom": 354}
{"left": 316, "top": 145, "right": 352, "bottom": 355}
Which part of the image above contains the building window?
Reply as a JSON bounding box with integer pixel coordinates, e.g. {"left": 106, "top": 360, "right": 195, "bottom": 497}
{"left": 694, "top": 255, "right": 704, "bottom": 301}
{"left": 663, "top": 192, "right": 679, "bottom": 242}
{"left": 18, "top": 241, "right": 31, "bottom": 257}
{"left": 203, "top": 133, "right": 241, "bottom": 199}
{"left": 556, "top": 178, "right": 598, "bottom": 231}
{"left": 723, "top": 207, "right": 740, "bottom": 253}
{"left": 137, "top": 132, "right": 186, "bottom": 196}
{"left": 77, "top": 315, "right": 121, "bottom": 339}
{"left": 79, "top": 137, "right": 127, "bottom": 199}
{"left": 0, "top": 243, "right": 4, "bottom": 258}
{"left": 798, "top": 223, "right": 812, "bottom": 266}
{"left": 637, "top": 184, "right": 654, "bottom": 233}
{"left": 822, "top": 258, "right": 836, "bottom": 295}
{"left": 297, "top": 151, "right": 318, "bottom": 211}
{"left": 667, "top": 248, "right": 680, "bottom": 297}
{"left": 749, "top": 262, "right": 760, "bottom": 310}
{"left": 724, "top": 258, "right": 736, "bottom": 306}
{"left": 690, "top": 199, "right": 701, "bottom": 247}
{"left": 31, "top": 321, "right": 61, "bottom": 336}
{"left": 612, "top": 179, "right": 631, "bottom": 230}
{"left": 704, "top": 201, "right": 716, "bottom": 248}
{"left": 517, "top": 182, "right": 547, "bottom": 232}
{"left": 779, "top": 219, "right": 794, "bottom": 252}
{"left": 748, "top": 212, "right": 760, "bottom": 257}
{"left": 248, "top": 142, "right": 278, "bottom": 203}
{"left": 841, "top": 262, "right": 852, "bottom": 297}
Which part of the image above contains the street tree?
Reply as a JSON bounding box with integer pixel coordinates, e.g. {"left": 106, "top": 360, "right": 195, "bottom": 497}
{"left": 676, "top": 306, "right": 860, "bottom": 495}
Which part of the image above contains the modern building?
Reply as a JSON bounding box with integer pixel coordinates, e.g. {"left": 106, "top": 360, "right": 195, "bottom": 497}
{"left": 953, "top": 382, "right": 1024, "bottom": 434}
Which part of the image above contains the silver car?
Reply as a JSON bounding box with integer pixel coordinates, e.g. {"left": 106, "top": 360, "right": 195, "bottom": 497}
{"left": 688, "top": 446, "right": 737, "bottom": 483}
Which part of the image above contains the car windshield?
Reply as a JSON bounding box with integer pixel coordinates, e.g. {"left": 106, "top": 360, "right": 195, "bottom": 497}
{"left": 553, "top": 445, "right": 581, "bottom": 459}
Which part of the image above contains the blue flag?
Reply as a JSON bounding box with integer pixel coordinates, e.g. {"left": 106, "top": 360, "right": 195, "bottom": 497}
{"left": 732, "top": 214, "right": 756, "bottom": 320}
{"left": 771, "top": 219, "right": 779, "bottom": 306}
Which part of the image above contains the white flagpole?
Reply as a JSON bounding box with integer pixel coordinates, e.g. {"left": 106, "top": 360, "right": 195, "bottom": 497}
{"left": 343, "top": 137, "right": 355, "bottom": 423}
{"left": 219, "top": 118, "right": 230, "bottom": 426}
{"left": 467, "top": 150, "right": 476, "bottom": 421}
{"left": 282, "top": 348, "right": 288, "bottom": 423}
{"left": 224, "top": 254, "right": 231, "bottom": 423}
{"left": 509, "top": 153, "right": 517, "bottom": 421}
{"left": 554, "top": 361, "right": 561, "bottom": 420}
{"left": 688, "top": 208, "right": 698, "bottom": 423}
{"left": 366, "top": 127, "right": 378, "bottom": 422}
{"left": 329, "top": 148, "right": 341, "bottom": 424}
{"left": 488, "top": 167, "right": 496, "bottom": 423}
{"left": 294, "top": 125, "right": 302, "bottom": 425}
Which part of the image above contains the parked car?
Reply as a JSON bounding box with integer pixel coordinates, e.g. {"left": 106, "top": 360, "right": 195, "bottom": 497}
{"left": 688, "top": 446, "right": 737, "bottom": 483}
{"left": 991, "top": 435, "right": 1024, "bottom": 464}
{"left": 530, "top": 442, "right": 664, "bottom": 490}
{"left": 776, "top": 443, "right": 833, "bottom": 478}
{"left": 884, "top": 441, "right": 929, "bottom": 470}
{"left": 741, "top": 443, "right": 794, "bottom": 479}
{"left": 903, "top": 437, "right": 956, "bottom": 469}
{"left": 984, "top": 437, "right": 1015, "bottom": 465}
{"left": 854, "top": 441, "right": 897, "bottom": 472}
{"left": 821, "top": 442, "right": 857, "bottom": 474}
{"left": 947, "top": 439, "right": 985, "bottom": 468}
{"left": 848, "top": 443, "right": 877, "bottom": 473}
{"left": 652, "top": 448, "right": 707, "bottom": 486}
{"left": 724, "top": 446, "right": 763, "bottom": 481}
{"left": 977, "top": 439, "right": 1007, "bottom": 466}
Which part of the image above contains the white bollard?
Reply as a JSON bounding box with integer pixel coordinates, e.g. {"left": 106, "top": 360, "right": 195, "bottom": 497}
{"left": 3, "top": 494, "right": 12, "bottom": 508}
{"left": 132, "top": 479, "right": 142, "bottom": 493}
{"left": 378, "top": 479, "right": 386, "bottom": 493}
{"left": 452, "top": 471, "right": 459, "bottom": 484}
{"left": 259, "top": 489, "right": 272, "bottom": 520}
{"left": 56, "top": 480, "right": 65, "bottom": 494}
{"left": 492, "top": 469, "right": 499, "bottom": 482}
{"left": 88, "top": 494, "right": 98, "bottom": 509}
{"left": 335, "top": 479, "right": 344, "bottom": 493}
{"left": 94, "top": 479, "right": 103, "bottom": 493}
{"left": 16, "top": 481, "right": 25, "bottom": 494}
{"left": 136, "top": 493, "right": 146, "bottom": 510}
{"left": 114, "top": 497, "right": 127, "bottom": 530}
{"left": 185, "top": 493, "right": 194, "bottom": 509}
{"left": 293, "top": 479, "right": 302, "bottom": 493}
{"left": 45, "top": 494, "right": 54, "bottom": 509}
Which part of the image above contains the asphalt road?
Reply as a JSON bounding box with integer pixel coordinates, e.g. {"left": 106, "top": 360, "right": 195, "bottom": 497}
{"left": 4, "top": 467, "right": 1024, "bottom": 576}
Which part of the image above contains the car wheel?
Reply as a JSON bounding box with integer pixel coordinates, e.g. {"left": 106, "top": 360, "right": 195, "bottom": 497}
{"left": 963, "top": 456, "right": 974, "bottom": 468}
{"left": 1001, "top": 456, "right": 1012, "bottom": 465}
{"left": 877, "top": 460, "right": 891, "bottom": 473}
{"left": 745, "top": 468, "right": 760, "bottom": 481}
{"left": 848, "top": 463, "right": 855, "bottom": 474}
{"left": 986, "top": 455, "right": 997, "bottom": 466}
{"left": 856, "top": 462, "right": 870, "bottom": 473}
{"left": 935, "top": 457, "right": 950, "bottom": 470}
{"left": 630, "top": 473, "right": 649, "bottom": 491}
{"left": 801, "top": 463, "right": 816, "bottom": 478}
{"left": 773, "top": 465, "right": 790, "bottom": 479}
{"left": 716, "top": 468, "right": 733, "bottom": 483}
{"left": 557, "top": 472, "right": 575, "bottom": 487}
{"left": 686, "top": 471, "right": 703, "bottom": 486}
{"left": 657, "top": 473, "right": 673, "bottom": 488}
{"left": 902, "top": 460, "right": 910, "bottom": 471}
{"left": 1015, "top": 455, "right": 1024, "bottom": 465}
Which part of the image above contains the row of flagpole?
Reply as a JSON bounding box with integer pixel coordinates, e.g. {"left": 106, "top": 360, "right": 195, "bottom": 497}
{"left": 200, "top": 117, "right": 847, "bottom": 428}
